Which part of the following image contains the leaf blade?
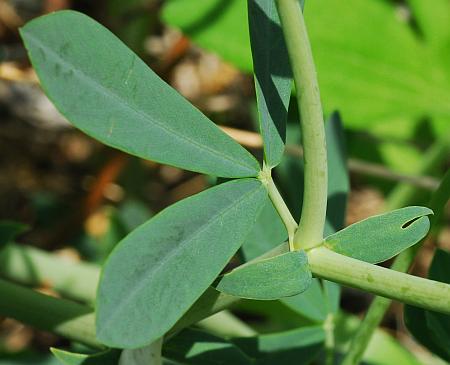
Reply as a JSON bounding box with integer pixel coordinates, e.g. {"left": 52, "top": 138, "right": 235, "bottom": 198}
{"left": 20, "top": 10, "right": 260, "bottom": 178}
{"left": 96, "top": 179, "right": 268, "bottom": 348}
{"left": 323, "top": 206, "right": 433, "bottom": 264}
{"left": 248, "top": 0, "right": 291, "bottom": 167}
{"left": 51, "top": 348, "right": 120, "bottom": 365}
{"left": 215, "top": 251, "right": 311, "bottom": 300}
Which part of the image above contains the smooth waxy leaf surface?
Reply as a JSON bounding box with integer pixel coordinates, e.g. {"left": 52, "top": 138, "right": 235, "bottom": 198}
{"left": 97, "top": 179, "right": 268, "bottom": 348}
{"left": 51, "top": 348, "right": 120, "bottom": 365}
{"left": 323, "top": 206, "right": 433, "bottom": 263}
{"left": 20, "top": 11, "right": 260, "bottom": 178}
{"left": 404, "top": 249, "right": 450, "bottom": 361}
{"left": 215, "top": 251, "right": 311, "bottom": 300}
{"left": 0, "top": 221, "right": 28, "bottom": 248}
{"left": 164, "top": 329, "right": 252, "bottom": 365}
{"left": 249, "top": 0, "right": 291, "bottom": 167}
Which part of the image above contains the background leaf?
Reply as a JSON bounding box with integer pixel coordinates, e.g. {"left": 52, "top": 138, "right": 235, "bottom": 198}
{"left": 51, "top": 348, "right": 120, "bottom": 365}
{"left": 215, "top": 251, "right": 311, "bottom": 300}
{"left": 240, "top": 200, "right": 287, "bottom": 261}
{"left": 97, "top": 179, "right": 268, "bottom": 348}
{"left": 232, "top": 325, "right": 324, "bottom": 359}
{"left": 20, "top": 10, "right": 260, "bottom": 178}
{"left": 324, "top": 112, "right": 349, "bottom": 237}
{"left": 162, "top": 0, "right": 450, "bottom": 138}
{"left": 323, "top": 206, "right": 433, "bottom": 264}
{"left": 0, "top": 221, "right": 28, "bottom": 248}
{"left": 164, "top": 329, "right": 252, "bottom": 365}
{"left": 248, "top": 0, "right": 291, "bottom": 167}
{"left": 404, "top": 249, "right": 450, "bottom": 362}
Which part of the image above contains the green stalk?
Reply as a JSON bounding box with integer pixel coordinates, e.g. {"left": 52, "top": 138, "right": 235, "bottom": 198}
{"left": 0, "top": 278, "right": 101, "bottom": 349}
{"left": 276, "top": 0, "right": 328, "bottom": 250}
{"left": 341, "top": 248, "right": 418, "bottom": 365}
{"left": 260, "top": 167, "right": 298, "bottom": 250}
{"left": 2, "top": 244, "right": 450, "bottom": 348}
{"left": 342, "top": 143, "right": 449, "bottom": 365}
{"left": 0, "top": 243, "right": 99, "bottom": 303}
{"left": 307, "top": 246, "right": 450, "bottom": 314}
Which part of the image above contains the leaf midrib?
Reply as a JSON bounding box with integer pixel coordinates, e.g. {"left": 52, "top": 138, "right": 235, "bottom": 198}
{"left": 24, "top": 30, "right": 257, "bottom": 176}
{"left": 98, "top": 182, "right": 264, "bottom": 337}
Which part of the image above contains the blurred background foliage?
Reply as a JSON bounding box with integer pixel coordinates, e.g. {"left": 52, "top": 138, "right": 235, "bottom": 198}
{"left": 0, "top": 0, "right": 448, "bottom": 364}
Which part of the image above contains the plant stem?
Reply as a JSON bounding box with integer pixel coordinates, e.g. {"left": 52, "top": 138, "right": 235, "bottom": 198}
{"left": 307, "top": 246, "right": 450, "bottom": 314}
{"left": 0, "top": 278, "right": 101, "bottom": 348}
{"left": 276, "top": 0, "right": 328, "bottom": 250}
{"left": 2, "top": 244, "right": 450, "bottom": 348}
{"left": 324, "top": 313, "right": 335, "bottom": 365}
{"left": 197, "top": 310, "right": 257, "bottom": 337}
{"left": 342, "top": 143, "right": 449, "bottom": 365}
{"left": 264, "top": 174, "right": 298, "bottom": 250}
{"left": 341, "top": 248, "right": 419, "bottom": 365}
{"left": 0, "top": 243, "right": 99, "bottom": 303}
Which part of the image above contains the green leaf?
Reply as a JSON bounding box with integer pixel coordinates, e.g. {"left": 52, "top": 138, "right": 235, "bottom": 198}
{"left": 323, "top": 206, "right": 433, "bottom": 264}
{"left": 240, "top": 199, "right": 287, "bottom": 261}
{"left": 281, "top": 279, "right": 330, "bottom": 322}
{"left": 119, "top": 341, "right": 163, "bottom": 365}
{"left": 232, "top": 325, "right": 324, "bottom": 358}
{"left": 51, "top": 348, "right": 120, "bottom": 365}
{"left": 405, "top": 249, "right": 450, "bottom": 362}
{"left": 233, "top": 325, "right": 324, "bottom": 365}
{"left": 407, "top": 0, "right": 450, "bottom": 50}
{"left": 20, "top": 10, "right": 260, "bottom": 178}
{"left": 164, "top": 328, "right": 252, "bottom": 365}
{"left": 96, "top": 179, "right": 268, "bottom": 348}
{"left": 162, "top": 0, "right": 253, "bottom": 72}
{"left": 428, "top": 169, "right": 450, "bottom": 226}
{"left": 215, "top": 251, "right": 311, "bottom": 300}
{"left": 163, "top": 0, "right": 450, "bottom": 138}
{"left": 324, "top": 112, "right": 349, "bottom": 237}
{"left": 335, "top": 313, "right": 423, "bottom": 365}
{"left": 248, "top": 0, "right": 291, "bottom": 167}
{"left": 0, "top": 221, "right": 28, "bottom": 248}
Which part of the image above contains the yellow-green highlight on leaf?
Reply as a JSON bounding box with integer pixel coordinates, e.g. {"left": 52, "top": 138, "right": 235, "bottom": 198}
{"left": 20, "top": 10, "right": 260, "bottom": 178}
{"left": 96, "top": 179, "right": 268, "bottom": 349}
{"left": 51, "top": 348, "right": 120, "bottom": 365}
{"left": 323, "top": 206, "right": 433, "bottom": 264}
{"left": 215, "top": 251, "right": 311, "bottom": 300}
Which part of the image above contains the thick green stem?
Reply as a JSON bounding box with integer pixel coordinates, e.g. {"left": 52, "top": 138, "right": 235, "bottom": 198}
{"left": 276, "top": 0, "right": 328, "bottom": 250}
{"left": 341, "top": 248, "right": 419, "bottom": 365}
{"left": 0, "top": 278, "right": 101, "bottom": 348}
{"left": 197, "top": 310, "right": 257, "bottom": 337}
{"left": 308, "top": 246, "right": 450, "bottom": 314}
{"left": 1, "top": 244, "right": 450, "bottom": 348}
{"left": 0, "top": 243, "right": 99, "bottom": 303}
{"left": 343, "top": 143, "right": 449, "bottom": 365}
